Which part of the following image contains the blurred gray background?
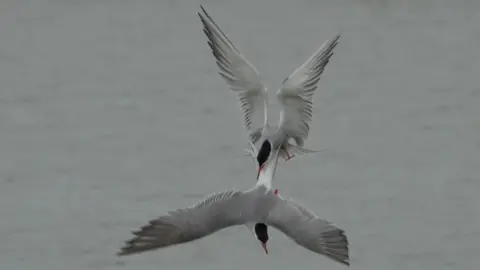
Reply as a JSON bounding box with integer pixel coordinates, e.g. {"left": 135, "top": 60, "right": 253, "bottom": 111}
{"left": 1, "top": 0, "right": 479, "bottom": 269}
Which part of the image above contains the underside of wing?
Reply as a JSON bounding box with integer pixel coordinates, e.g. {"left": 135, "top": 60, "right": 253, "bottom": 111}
{"left": 198, "top": 5, "right": 267, "bottom": 144}
{"left": 285, "top": 198, "right": 318, "bottom": 219}
{"left": 117, "top": 190, "right": 248, "bottom": 256}
{"left": 267, "top": 197, "right": 349, "bottom": 266}
{"left": 276, "top": 35, "right": 340, "bottom": 146}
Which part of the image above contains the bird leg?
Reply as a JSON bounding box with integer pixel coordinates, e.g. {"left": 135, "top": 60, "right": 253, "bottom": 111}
{"left": 285, "top": 151, "right": 295, "bottom": 161}
{"left": 274, "top": 189, "right": 279, "bottom": 195}
{"left": 280, "top": 148, "right": 294, "bottom": 162}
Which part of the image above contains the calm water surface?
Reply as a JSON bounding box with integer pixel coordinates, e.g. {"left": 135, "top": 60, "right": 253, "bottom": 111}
{"left": 1, "top": 0, "right": 479, "bottom": 269}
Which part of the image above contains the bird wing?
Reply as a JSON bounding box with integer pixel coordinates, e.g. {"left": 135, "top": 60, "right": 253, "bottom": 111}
{"left": 276, "top": 35, "right": 340, "bottom": 146}
{"left": 118, "top": 190, "right": 251, "bottom": 256}
{"left": 199, "top": 5, "right": 268, "bottom": 145}
{"left": 266, "top": 196, "right": 349, "bottom": 266}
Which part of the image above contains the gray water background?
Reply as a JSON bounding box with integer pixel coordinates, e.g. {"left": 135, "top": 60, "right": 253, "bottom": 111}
{"left": 1, "top": 0, "right": 480, "bottom": 269}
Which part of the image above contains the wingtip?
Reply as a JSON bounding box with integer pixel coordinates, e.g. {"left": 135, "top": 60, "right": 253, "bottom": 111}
{"left": 198, "top": 5, "right": 206, "bottom": 19}
{"left": 330, "top": 35, "right": 341, "bottom": 51}
{"left": 199, "top": 4, "right": 208, "bottom": 17}
{"left": 320, "top": 227, "right": 350, "bottom": 266}
{"left": 116, "top": 250, "right": 128, "bottom": 257}
{"left": 116, "top": 242, "right": 135, "bottom": 257}
{"left": 116, "top": 245, "right": 146, "bottom": 257}
{"left": 197, "top": 9, "right": 205, "bottom": 20}
{"left": 116, "top": 236, "right": 158, "bottom": 257}
{"left": 329, "top": 34, "right": 341, "bottom": 47}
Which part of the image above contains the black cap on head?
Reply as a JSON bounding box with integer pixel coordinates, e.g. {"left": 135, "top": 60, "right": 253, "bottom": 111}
{"left": 254, "top": 223, "right": 269, "bottom": 244}
{"left": 256, "top": 140, "right": 272, "bottom": 167}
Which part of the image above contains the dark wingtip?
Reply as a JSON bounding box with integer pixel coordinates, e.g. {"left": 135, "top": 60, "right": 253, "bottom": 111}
{"left": 116, "top": 239, "right": 138, "bottom": 257}
{"left": 116, "top": 241, "right": 136, "bottom": 257}
{"left": 116, "top": 249, "right": 129, "bottom": 257}
{"left": 116, "top": 222, "right": 161, "bottom": 257}
{"left": 320, "top": 227, "right": 350, "bottom": 266}
{"left": 198, "top": 5, "right": 206, "bottom": 21}
{"left": 199, "top": 4, "right": 208, "bottom": 18}
{"left": 116, "top": 235, "right": 157, "bottom": 257}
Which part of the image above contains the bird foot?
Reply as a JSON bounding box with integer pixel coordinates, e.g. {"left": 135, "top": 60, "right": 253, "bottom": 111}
{"left": 285, "top": 153, "right": 295, "bottom": 161}
{"left": 281, "top": 149, "right": 294, "bottom": 162}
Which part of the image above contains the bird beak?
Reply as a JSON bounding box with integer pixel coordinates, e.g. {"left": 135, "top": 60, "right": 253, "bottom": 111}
{"left": 261, "top": 243, "right": 268, "bottom": 255}
{"left": 256, "top": 163, "right": 265, "bottom": 180}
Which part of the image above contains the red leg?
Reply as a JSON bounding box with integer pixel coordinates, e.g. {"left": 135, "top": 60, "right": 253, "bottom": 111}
{"left": 274, "top": 189, "right": 279, "bottom": 195}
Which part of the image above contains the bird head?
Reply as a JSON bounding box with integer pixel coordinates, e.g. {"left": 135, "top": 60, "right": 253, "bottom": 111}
{"left": 256, "top": 140, "right": 272, "bottom": 179}
{"left": 254, "top": 223, "right": 269, "bottom": 255}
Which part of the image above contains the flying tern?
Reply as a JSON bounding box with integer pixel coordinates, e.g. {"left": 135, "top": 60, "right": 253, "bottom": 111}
{"left": 117, "top": 147, "right": 349, "bottom": 266}
{"left": 198, "top": 5, "right": 340, "bottom": 178}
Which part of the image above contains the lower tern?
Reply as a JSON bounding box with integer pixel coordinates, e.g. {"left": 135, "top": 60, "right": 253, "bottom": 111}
{"left": 198, "top": 5, "right": 340, "bottom": 178}
{"left": 117, "top": 147, "right": 350, "bottom": 266}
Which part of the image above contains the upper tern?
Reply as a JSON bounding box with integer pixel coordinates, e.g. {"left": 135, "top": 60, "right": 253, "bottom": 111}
{"left": 198, "top": 5, "right": 340, "bottom": 178}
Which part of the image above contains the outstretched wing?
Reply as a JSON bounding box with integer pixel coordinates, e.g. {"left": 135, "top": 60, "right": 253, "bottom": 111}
{"left": 276, "top": 35, "right": 340, "bottom": 146}
{"left": 118, "top": 190, "right": 249, "bottom": 256}
{"left": 199, "top": 5, "right": 268, "bottom": 144}
{"left": 266, "top": 196, "right": 349, "bottom": 266}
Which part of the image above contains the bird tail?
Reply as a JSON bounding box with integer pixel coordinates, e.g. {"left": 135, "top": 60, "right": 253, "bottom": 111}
{"left": 281, "top": 143, "right": 328, "bottom": 161}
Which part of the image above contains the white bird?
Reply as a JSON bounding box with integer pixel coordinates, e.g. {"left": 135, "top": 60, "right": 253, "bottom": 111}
{"left": 117, "top": 146, "right": 350, "bottom": 266}
{"left": 198, "top": 5, "right": 340, "bottom": 178}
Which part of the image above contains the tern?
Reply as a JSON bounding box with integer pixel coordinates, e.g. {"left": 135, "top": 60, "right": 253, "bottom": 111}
{"left": 199, "top": 5, "right": 340, "bottom": 178}
{"left": 117, "top": 147, "right": 350, "bottom": 266}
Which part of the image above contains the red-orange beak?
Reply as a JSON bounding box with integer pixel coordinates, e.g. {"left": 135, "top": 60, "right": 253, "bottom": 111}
{"left": 261, "top": 242, "right": 268, "bottom": 255}
{"left": 256, "top": 163, "right": 265, "bottom": 180}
